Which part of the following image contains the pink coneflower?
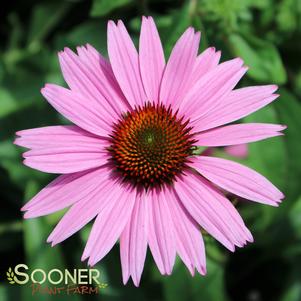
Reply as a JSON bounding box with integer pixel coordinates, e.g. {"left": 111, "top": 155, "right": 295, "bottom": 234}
{"left": 15, "top": 16, "right": 285, "bottom": 286}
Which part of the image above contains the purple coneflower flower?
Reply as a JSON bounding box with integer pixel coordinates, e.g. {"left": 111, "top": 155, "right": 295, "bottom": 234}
{"left": 15, "top": 16, "right": 285, "bottom": 286}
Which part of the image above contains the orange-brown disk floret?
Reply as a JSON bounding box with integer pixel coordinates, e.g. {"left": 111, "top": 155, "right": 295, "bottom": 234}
{"left": 109, "top": 103, "right": 196, "bottom": 189}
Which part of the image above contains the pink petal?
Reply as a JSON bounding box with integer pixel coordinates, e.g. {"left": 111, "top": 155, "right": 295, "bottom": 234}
{"left": 15, "top": 125, "right": 109, "bottom": 174}
{"left": 174, "top": 170, "right": 253, "bottom": 250}
{"left": 47, "top": 175, "right": 124, "bottom": 245}
{"left": 22, "top": 167, "right": 108, "bottom": 218}
{"left": 75, "top": 44, "right": 131, "bottom": 113}
{"left": 15, "top": 125, "right": 106, "bottom": 150}
{"left": 190, "top": 47, "right": 221, "bottom": 87}
{"left": 159, "top": 28, "right": 200, "bottom": 107}
{"left": 107, "top": 20, "right": 147, "bottom": 108}
{"left": 58, "top": 48, "right": 122, "bottom": 117}
{"left": 23, "top": 148, "right": 108, "bottom": 174}
{"left": 191, "top": 156, "right": 284, "bottom": 205}
{"left": 224, "top": 144, "right": 248, "bottom": 158}
{"left": 164, "top": 188, "right": 206, "bottom": 276}
{"left": 148, "top": 189, "right": 176, "bottom": 275}
{"left": 120, "top": 192, "right": 148, "bottom": 286}
{"left": 41, "top": 84, "right": 112, "bottom": 137}
{"left": 82, "top": 184, "right": 136, "bottom": 266}
{"left": 194, "top": 123, "right": 286, "bottom": 147}
{"left": 139, "top": 16, "right": 165, "bottom": 103}
{"left": 192, "top": 85, "right": 279, "bottom": 132}
{"left": 179, "top": 58, "right": 246, "bottom": 120}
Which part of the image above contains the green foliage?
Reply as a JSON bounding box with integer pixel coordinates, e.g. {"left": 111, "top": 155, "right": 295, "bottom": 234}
{"left": 0, "top": 0, "right": 301, "bottom": 300}
{"left": 90, "top": 0, "right": 133, "bottom": 17}
{"left": 163, "top": 256, "right": 229, "bottom": 301}
{"left": 274, "top": 89, "right": 301, "bottom": 201}
{"left": 229, "top": 34, "right": 287, "bottom": 84}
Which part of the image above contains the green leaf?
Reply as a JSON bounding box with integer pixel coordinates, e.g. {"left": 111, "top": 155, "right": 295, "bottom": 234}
{"left": 23, "top": 181, "right": 63, "bottom": 268}
{"left": 62, "top": 21, "right": 108, "bottom": 56}
{"left": 27, "top": 2, "right": 71, "bottom": 50}
{"left": 274, "top": 89, "right": 301, "bottom": 201}
{"left": 228, "top": 34, "right": 287, "bottom": 84}
{"left": 288, "top": 195, "right": 301, "bottom": 238}
{"left": 198, "top": 0, "right": 252, "bottom": 31}
{"left": 276, "top": 0, "right": 299, "bottom": 32}
{"left": 90, "top": 0, "right": 133, "bottom": 17}
{"left": 162, "top": 255, "right": 229, "bottom": 301}
{"left": 162, "top": 3, "right": 192, "bottom": 57}
{"left": 280, "top": 282, "right": 301, "bottom": 301}
{"left": 22, "top": 181, "right": 80, "bottom": 301}
{"left": 0, "top": 89, "right": 18, "bottom": 118}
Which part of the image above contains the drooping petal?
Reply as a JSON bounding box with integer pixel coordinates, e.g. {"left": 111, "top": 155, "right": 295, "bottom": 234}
{"left": 107, "top": 20, "right": 147, "bottom": 108}
{"left": 191, "top": 156, "right": 284, "bottom": 205}
{"left": 15, "top": 125, "right": 109, "bottom": 173}
{"left": 147, "top": 189, "right": 176, "bottom": 275}
{"left": 47, "top": 174, "right": 124, "bottom": 245}
{"left": 75, "top": 44, "right": 131, "bottom": 113}
{"left": 190, "top": 47, "right": 221, "bottom": 87}
{"left": 164, "top": 188, "right": 206, "bottom": 276}
{"left": 58, "top": 48, "right": 122, "bottom": 117}
{"left": 139, "top": 16, "right": 165, "bottom": 103}
{"left": 120, "top": 192, "right": 148, "bottom": 286}
{"left": 41, "top": 84, "right": 113, "bottom": 137}
{"left": 22, "top": 167, "right": 108, "bottom": 218}
{"left": 159, "top": 28, "right": 200, "bottom": 107}
{"left": 179, "top": 58, "right": 247, "bottom": 120}
{"left": 174, "top": 170, "right": 253, "bottom": 250}
{"left": 192, "top": 85, "right": 279, "bottom": 132}
{"left": 82, "top": 184, "right": 136, "bottom": 266}
{"left": 194, "top": 123, "right": 286, "bottom": 147}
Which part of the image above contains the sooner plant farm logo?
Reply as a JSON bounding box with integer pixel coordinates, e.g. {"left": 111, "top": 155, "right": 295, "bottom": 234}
{"left": 6, "top": 264, "right": 108, "bottom": 296}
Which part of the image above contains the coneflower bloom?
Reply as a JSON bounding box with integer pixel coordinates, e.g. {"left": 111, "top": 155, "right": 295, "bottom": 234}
{"left": 15, "top": 16, "right": 285, "bottom": 286}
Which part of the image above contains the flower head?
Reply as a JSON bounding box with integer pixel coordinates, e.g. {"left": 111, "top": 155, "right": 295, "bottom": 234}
{"left": 15, "top": 16, "right": 285, "bottom": 286}
{"left": 110, "top": 102, "right": 195, "bottom": 188}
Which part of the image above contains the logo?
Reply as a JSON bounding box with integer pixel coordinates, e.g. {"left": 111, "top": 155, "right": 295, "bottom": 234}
{"left": 5, "top": 264, "right": 108, "bottom": 296}
{"left": 6, "top": 267, "right": 16, "bottom": 284}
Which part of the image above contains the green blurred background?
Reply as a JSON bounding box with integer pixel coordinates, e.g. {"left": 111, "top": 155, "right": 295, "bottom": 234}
{"left": 1, "top": 0, "right": 301, "bottom": 300}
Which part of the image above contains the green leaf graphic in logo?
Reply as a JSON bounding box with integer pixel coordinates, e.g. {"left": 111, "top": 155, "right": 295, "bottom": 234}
{"left": 98, "top": 283, "right": 108, "bottom": 289}
{"left": 6, "top": 267, "right": 15, "bottom": 284}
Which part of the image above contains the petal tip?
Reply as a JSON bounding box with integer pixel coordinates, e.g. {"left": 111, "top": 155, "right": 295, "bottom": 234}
{"left": 198, "top": 266, "right": 207, "bottom": 276}
{"left": 81, "top": 253, "right": 88, "bottom": 262}
{"left": 23, "top": 211, "right": 31, "bottom": 219}
{"left": 271, "top": 84, "right": 278, "bottom": 91}
{"left": 46, "top": 236, "right": 53, "bottom": 244}
{"left": 280, "top": 124, "right": 287, "bottom": 131}
{"left": 13, "top": 138, "right": 20, "bottom": 146}
{"left": 132, "top": 276, "right": 141, "bottom": 287}
{"left": 117, "top": 19, "right": 125, "bottom": 28}
{"left": 107, "top": 20, "right": 116, "bottom": 29}
{"left": 122, "top": 274, "right": 130, "bottom": 285}
{"left": 15, "top": 130, "right": 22, "bottom": 137}
{"left": 21, "top": 204, "right": 28, "bottom": 212}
